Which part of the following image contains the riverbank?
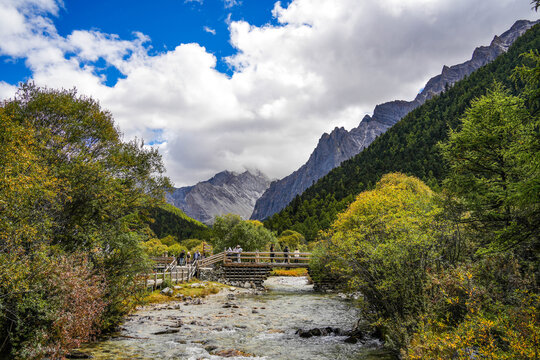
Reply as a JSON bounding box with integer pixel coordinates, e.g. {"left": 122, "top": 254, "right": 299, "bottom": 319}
{"left": 77, "top": 277, "right": 392, "bottom": 359}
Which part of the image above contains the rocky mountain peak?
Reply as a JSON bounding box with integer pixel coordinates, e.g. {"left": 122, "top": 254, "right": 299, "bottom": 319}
{"left": 167, "top": 169, "right": 271, "bottom": 225}
{"left": 250, "top": 19, "right": 539, "bottom": 221}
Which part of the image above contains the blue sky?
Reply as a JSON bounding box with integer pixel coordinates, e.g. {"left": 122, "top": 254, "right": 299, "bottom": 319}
{"left": 0, "top": 0, "right": 535, "bottom": 186}
{"left": 1, "top": 0, "right": 292, "bottom": 85}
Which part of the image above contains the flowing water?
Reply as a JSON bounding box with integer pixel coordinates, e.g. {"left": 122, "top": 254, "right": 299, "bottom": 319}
{"left": 80, "top": 277, "right": 393, "bottom": 359}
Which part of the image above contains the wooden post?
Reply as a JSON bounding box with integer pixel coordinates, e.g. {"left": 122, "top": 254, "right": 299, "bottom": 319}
{"left": 154, "top": 273, "right": 157, "bottom": 291}
{"left": 256, "top": 250, "right": 259, "bottom": 263}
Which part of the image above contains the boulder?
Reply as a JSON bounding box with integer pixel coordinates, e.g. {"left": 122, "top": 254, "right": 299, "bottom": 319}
{"left": 160, "top": 287, "right": 173, "bottom": 296}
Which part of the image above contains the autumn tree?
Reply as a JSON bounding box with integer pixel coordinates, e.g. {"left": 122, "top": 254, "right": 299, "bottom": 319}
{"left": 0, "top": 84, "right": 171, "bottom": 357}
{"left": 311, "top": 173, "right": 449, "bottom": 349}
{"left": 212, "top": 214, "right": 276, "bottom": 251}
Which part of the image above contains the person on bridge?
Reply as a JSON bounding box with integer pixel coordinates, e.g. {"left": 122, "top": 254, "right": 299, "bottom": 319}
{"left": 187, "top": 251, "right": 191, "bottom": 265}
{"left": 283, "top": 246, "right": 289, "bottom": 264}
{"left": 294, "top": 248, "right": 300, "bottom": 263}
{"left": 178, "top": 250, "right": 185, "bottom": 266}
{"left": 235, "top": 245, "right": 243, "bottom": 263}
{"left": 270, "top": 244, "right": 275, "bottom": 263}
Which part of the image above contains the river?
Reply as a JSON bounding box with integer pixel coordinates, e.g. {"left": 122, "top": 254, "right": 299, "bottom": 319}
{"left": 79, "top": 277, "right": 393, "bottom": 359}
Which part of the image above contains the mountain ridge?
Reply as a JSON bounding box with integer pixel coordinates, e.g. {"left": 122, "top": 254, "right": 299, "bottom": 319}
{"left": 167, "top": 169, "right": 271, "bottom": 225}
{"left": 250, "top": 19, "right": 539, "bottom": 221}
{"left": 263, "top": 21, "right": 540, "bottom": 240}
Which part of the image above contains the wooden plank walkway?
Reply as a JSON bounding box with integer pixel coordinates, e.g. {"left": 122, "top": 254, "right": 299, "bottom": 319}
{"left": 144, "top": 251, "right": 312, "bottom": 290}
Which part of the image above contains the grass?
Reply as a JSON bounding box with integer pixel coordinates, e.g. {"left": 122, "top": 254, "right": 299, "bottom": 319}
{"left": 143, "top": 280, "right": 227, "bottom": 304}
{"left": 270, "top": 268, "right": 308, "bottom": 277}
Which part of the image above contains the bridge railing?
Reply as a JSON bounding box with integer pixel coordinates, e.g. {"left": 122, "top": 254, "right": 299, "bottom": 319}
{"left": 142, "top": 261, "right": 199, "bottom": 291}
{"left": 199, "top": 252, "right": 226, "bottom": 268}
{"left": 223, "top": 251, "right": 311, "bottom": 265}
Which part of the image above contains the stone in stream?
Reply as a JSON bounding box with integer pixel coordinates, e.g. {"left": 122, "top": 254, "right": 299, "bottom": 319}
{"left": 153, "top": 329, "right": 180, "bottom": 335}
{"left": 160, "top": 287, "right": 173, "bottom": 296}
{"left": 66, "top": 351, "right": 93, "bottom": 359}
{"left": 213, "top": 349, "right": 253, "bottom": 357}
{"left": 296, "top": 327, "right": 346, "bottom": 338}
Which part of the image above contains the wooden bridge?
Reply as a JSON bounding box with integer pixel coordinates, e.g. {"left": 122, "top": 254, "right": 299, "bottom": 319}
{"left": 201, "top": 251, "right": 311, "bottom": 287}
{"left": 145, "top": 251, "right": 312, "bottom": 290}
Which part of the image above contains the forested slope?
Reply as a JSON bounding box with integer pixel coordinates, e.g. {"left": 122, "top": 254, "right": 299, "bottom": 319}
{"left": 148, "top": 203, "right": 208, "bottom": 240}
{"left": 265, "top": 24, "right": 540, "bottom": 241}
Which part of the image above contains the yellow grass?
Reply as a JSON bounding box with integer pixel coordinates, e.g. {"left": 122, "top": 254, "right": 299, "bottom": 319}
{"left": 144, "top": 281, "right": 226, "bottom": 304}
{"left": 270, "top": 268, "right": 308, "bottom": 277}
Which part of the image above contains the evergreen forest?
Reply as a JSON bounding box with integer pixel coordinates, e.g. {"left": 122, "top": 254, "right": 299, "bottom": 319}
{"left": 265, "top": 23, "right": 540, "bottom": 242}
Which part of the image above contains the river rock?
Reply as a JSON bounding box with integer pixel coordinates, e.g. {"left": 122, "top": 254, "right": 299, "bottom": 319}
{"left": 66, "top": 351, "right": 93, "bottom": 359}
{"left": 229, "top": 287, "right": 236, "bottom": 292}
{"left": 153, "top": 329, "right": 179, "bottom": 335}
{"left": 227, "top": 294, "right": 236, "bottom": 300}
{"left": 344, "top": 336, "right": 358, "bottom": 344}
{"left": 173, "top": 285, "right": 182, "bottom": 290}
{"left": 213, "top": 349, "right": 252, "bottom": 357}
{"left": 296, "top": 327, "right": 345, "bottom": 338}
{"left": 160, "top": 287, "right": 173, "bottom": 296}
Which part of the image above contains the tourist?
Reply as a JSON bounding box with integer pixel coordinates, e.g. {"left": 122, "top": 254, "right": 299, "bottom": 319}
{"left": 178, "top": 250, "right": 185, "bottom": 266}
{"left": 270, "top": 244, "right": 275, "bottom": 263}
{"left": 294, "top": 248, "right": 300, "bottom": 263}
{"left": 235, "top": 244, "right": 243, "bottom": 263}
{"left": 283, "top": 246, "right": 289, "bottom": 263}
{"left": 187, "top": 251, "right": 191, "bottom": 265}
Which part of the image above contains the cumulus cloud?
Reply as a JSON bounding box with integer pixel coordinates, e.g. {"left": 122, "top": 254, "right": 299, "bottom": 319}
{"left": 0, "top": 0, "right": 535, "bottom": 186}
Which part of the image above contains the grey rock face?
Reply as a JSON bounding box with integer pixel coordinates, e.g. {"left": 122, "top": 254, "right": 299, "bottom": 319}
{"left": 251, "top": 19, "right": 538, "bottom": 221}
{"left": 167, "top": 170, "right": 271, "bottom": 225}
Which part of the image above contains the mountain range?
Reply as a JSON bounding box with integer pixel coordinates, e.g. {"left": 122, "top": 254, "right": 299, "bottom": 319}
{"left": 167, "top": 170, "right": 271, "bottom": 225}
{"left": 166, "top": 20, "right": 538, "bottom": 227}
{"left": 263, "top": 20, "right": 539, "bottom": 240}
{"left": 250, "top": 19, "right": 539, "bottom": 221}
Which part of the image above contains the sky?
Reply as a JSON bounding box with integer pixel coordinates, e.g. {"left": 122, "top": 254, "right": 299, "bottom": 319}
{"left": 0, "top": 0, "right": 536, "bottom": 186}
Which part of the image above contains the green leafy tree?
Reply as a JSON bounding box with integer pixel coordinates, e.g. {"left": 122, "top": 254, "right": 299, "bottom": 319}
{"left": 212, "top": 214, "right": 276, "bottom": 251}
{"left": 167, "top": 243, "right": 188, "bottom": 257}
{"left": 1, "top": 84, "right": 170, "bottom": 357}
{"left": 141, "top": 238, "right": 168, "bottom": 256}
{"left": 440, "top": 84, "right": 538, "bottom": 251}
{"left": 277, "top": 230, "right": 306, "bottom": 250}
{"left": 160, "top": 235, "right": 178, "bottom": 247}
{"left": 181, "top": 238, "right": 203, "bottom": 250}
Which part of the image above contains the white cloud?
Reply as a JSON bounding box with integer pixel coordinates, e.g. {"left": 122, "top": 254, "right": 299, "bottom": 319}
{"left": 203, "top": 26, "right": 216, "bottom": 35}
{"left": 0, "top": 0, "right": 535, "bottom": 186}
{"left": 223, "top": 0, "right": 241, "bottom": 9}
